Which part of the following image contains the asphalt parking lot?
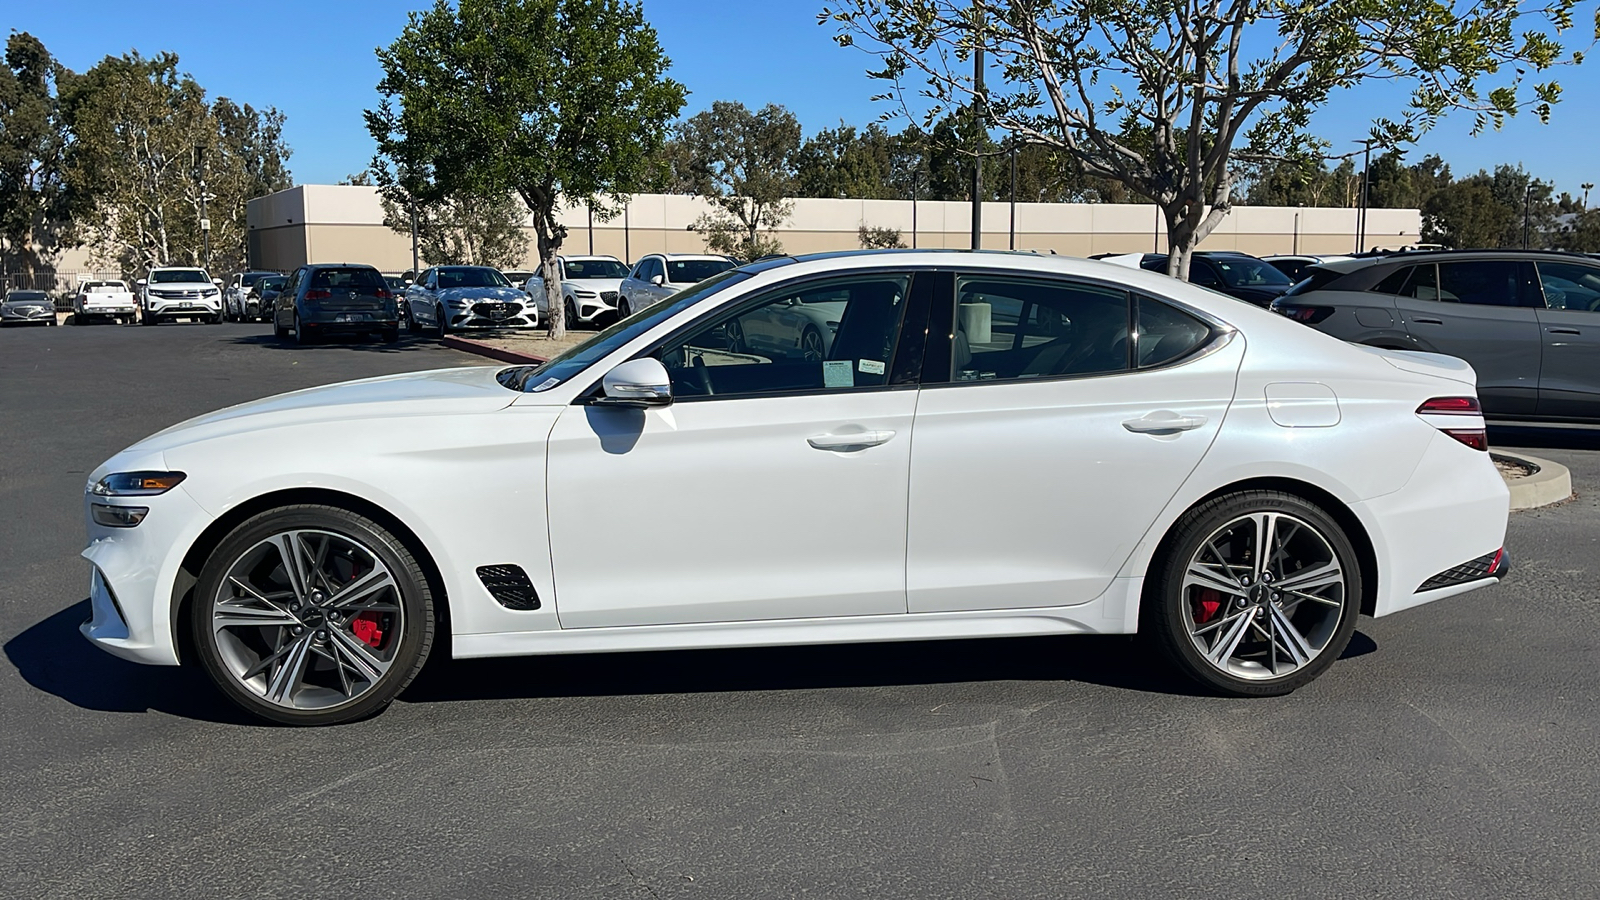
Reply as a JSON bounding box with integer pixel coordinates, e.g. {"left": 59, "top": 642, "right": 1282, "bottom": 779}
{"left": 2, "top": 322, "right": 1599, "bottom": 899}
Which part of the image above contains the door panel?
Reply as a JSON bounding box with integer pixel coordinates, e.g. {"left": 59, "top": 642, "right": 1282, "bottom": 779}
{"left": 545, "top": 391, "right": 917, "bottom": 627}
{"left": 1395, "top": 261, "right": 1542, "bottom": 416}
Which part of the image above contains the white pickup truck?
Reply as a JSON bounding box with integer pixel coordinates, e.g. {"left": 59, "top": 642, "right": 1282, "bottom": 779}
{"left": 72, "top": 280, "right": 138, "bottom": 325}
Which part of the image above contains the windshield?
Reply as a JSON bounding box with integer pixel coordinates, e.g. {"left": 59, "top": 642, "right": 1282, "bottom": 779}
{"left": 85, "top": 282, "right": 126, "bottom": 291}
{"left": 499, "top": 269, "right": 753, "bottom": 393}
{"left": 1212, "top": 257, "right": 1292, "bottom": 289}
{"left": 151, "top": 269, "right": 210, "bottom": 284}
{"left": 565, "top": 259, "right": 630, "bottom": 280}
{"left": 6, "top": 291, "right": 49, "bottom": 302}
{"left": 437, "top": 267, "right": 511, "bottom": 289}
{"left": 667, "top": 259, "right": 735, "bottom": 284}
{"left": 261, "top": 276, "right": 288, "bottom": 290}
{"left": 241, "top": 272, "right": 272, "bottom": 287}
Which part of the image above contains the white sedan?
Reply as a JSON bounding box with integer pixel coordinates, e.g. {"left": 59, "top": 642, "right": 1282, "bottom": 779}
{"left": 81, "top": 251, "right": 1510, "bottom": 724}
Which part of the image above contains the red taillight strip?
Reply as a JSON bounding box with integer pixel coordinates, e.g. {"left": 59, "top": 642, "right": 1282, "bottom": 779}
{"left": 1417, "top": 397, "right": 1482, "bottom": 415}
{"left": 1441, "top": 428, "right": 1489, "bottom": 451}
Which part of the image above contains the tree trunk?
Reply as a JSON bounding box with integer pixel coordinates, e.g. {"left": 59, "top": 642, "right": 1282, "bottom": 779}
{"left": 534, "top": 209, "right": 565, "bottom": 340}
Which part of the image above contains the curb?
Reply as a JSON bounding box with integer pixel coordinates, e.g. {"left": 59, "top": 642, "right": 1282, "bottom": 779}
{"left": 441, "top": 335, "right": 548, "bottom": 366}
{"left": 1493, "top": 452, "right": 1573, "bottom": 511}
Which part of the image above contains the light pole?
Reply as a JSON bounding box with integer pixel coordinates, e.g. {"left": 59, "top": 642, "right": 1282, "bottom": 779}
{"left": 409, "top": 202, "right": 420, "bottom": 276}
{"left": 1524, "top": 182, "right": 1533, "bottom": 249}
{"left": 970, "top": 0, "right": 985, "bottom": 251}
{"left": 199, "top": 180, "right": 211, "bottom": 272}
{"left": 1294, "top": 204, "right": 1303, "bottom": 255}
{"left": 1008, "top": 141, "right": 1018, "bottom": 251}
{"left": 1584, "top": 182, "right": 1595, "bottom": 209}
{"left": 910, "top": 166, "right": 919, "bottom": 249}
{"left": 1355, "top": 139, "right": 1372, "bottom": 253}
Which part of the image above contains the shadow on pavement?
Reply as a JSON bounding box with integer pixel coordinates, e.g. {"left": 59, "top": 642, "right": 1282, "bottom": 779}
{"left": 7, "top": 600, "right": 1381, "bottom": 720}
{"left": 1489, "top": 423, "right": 1600, "bottom": 452}
{"left": 4, "top": 600, "right": 255, "bottom": 725}
{"left": 227, "top": 333, "right": 437, "bottom": 353}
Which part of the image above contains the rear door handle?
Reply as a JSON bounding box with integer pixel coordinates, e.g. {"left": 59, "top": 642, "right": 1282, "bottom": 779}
{"left": 808, "top": 430, "right": 896, "bottom": 451}
{"left": 1412, "top": 317, "right": 1444, "bottom": 325}
{"left": 1548, "top": 327, "right": 1581, "bottom": 335}
{"left": 1122, "top": 412, "right": 1208, "bottom": 435}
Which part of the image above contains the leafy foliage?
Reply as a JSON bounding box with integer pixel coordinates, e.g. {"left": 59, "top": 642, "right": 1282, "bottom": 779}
{"left": 0, "top": 33, "right": 82, "bottom": 276}
{"left": 676, "top": 101, "right": 801, "bottom": 259}
{"left": 823, "top": 0, "right": 1593, "bottom": 277}
{"left": 858, "top": 224, "right": 906, "bottom": 248}
{"left": 367, "top": 0, "right": 685, "bottom": 337}
{"left": 376, "top": 180, "right": 529, "bottom": 268}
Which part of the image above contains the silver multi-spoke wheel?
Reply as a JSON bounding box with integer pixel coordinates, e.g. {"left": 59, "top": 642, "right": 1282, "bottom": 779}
{"left": 1148, "top": 491, "right": 1360, "bottom": 696}
{"left": 210, "top": 528, "right": 405, "bottom": 712}
{"left": 1181, "top": 512, "right": 1347, "bottom": 680}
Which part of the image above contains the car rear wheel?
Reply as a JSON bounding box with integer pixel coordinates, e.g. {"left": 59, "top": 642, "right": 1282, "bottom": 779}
{"left": 1143, "top": 490, "right": 1360, "bottom": 697}
{"left": 435, "top": 305, "right": 448, "bottom": 338}
{"left": 294, "top": 314, "right": 315, "bottom": 345}
{"left": 381, "top": 327, "right": 399, "bottom": 343}
{"left": 191, "top": 504, "right": 435, "bottom": 725}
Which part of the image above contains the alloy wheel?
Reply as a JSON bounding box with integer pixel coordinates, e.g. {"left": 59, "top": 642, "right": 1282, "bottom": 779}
{"left": 209, "top": 529, "right": 404, "bottom": 711}
{"left": 800, "top": 328, "right": 825, "bottom": 361}
{"left": 1180, "top": 511, "right": 1348, "bottom": 681}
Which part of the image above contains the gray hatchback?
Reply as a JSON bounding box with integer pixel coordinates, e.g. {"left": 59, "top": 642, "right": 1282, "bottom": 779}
{"left": 1272, "top": 250, "right": 1600, "bottom": 421}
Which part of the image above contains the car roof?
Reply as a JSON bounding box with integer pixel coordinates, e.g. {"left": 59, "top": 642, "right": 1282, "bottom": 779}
{"left": 1315, "top": 248, "right": 1600, "bottom": 275}
{"left": 306, "top": 262, "right": 380, "bottom": 269}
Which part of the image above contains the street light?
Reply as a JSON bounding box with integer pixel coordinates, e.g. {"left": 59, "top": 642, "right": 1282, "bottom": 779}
{"left": 1524, "top": 182, "right": 1533, "bottom": 249}
{"left": 1584, "top": 182, "right": 1594, "bottom": 209}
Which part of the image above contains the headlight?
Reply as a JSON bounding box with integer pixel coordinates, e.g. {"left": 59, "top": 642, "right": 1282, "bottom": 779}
{"left": 204, "top": 288, "right": 219, "bottom": 297}
{"left": 90, "top": 471, "right": 187, "bottom": 496}
{"left": 447, "top": 297, "right": 472, "bottom": 307}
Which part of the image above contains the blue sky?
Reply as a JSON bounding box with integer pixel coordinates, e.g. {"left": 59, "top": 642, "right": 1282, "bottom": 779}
{"left": 12, "top": 0, "right": 1600, "bottom": 197}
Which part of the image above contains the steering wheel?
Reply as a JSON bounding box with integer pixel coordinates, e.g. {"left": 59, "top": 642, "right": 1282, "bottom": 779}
{"left": 692, "top": 355, "right": 715, "bottom": 396}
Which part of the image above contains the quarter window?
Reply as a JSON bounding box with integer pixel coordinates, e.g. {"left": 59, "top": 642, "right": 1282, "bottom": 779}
{"left": 658, "top": 274, "right": 910, "bottom": 399}
{"left": 948, "top": 275, "right": 1131, "bottom": 382}
{"left": 1535, "top": 261, "right": 1600, "bottom": 312}
{"left": 1370, "top": 266, "right": 1413, "bottom": 296}
{"left": 1136, "top": 296, "right": 1213, "bottom": 368}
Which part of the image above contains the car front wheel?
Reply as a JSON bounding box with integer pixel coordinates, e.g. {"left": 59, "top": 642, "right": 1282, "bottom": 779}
{"left": 191, "top": 504, "right": 436, "bottom": 725}
{"left": 1143, "top": 490, "right": 1360, "bottom": 697}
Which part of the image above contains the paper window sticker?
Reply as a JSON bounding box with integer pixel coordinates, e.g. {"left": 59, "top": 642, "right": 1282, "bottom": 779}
{"left": 529, "top": 377, "right": 562, "bottom": 392}
{"left": 822, "top": 359, "right": 854, "bottom": 388}
{"left": 858, "top": 359, "right": 886, "bottom": 376}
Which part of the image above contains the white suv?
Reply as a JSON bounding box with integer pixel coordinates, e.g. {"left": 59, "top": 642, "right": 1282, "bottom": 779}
{"left": 140, "top": 267, "right": 223, "bottom": 325}
{"left": 617, "top": 253, "right": 737, "bottom": 316}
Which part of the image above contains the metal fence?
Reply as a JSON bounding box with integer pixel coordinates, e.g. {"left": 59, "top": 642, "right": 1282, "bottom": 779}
{"left": 1, "top": 271, "right": 128, "bottom": 309}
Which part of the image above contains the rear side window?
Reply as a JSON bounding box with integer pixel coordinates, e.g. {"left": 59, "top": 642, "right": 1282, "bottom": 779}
{"left": 1437, "top": 260, "right": 1538, "bottom": 307}
{"left": 1136, "top": 297, "right": 1214, "bottom": 368}
{"left": 950, "top": 275, "right": 1131, "bottom": 381}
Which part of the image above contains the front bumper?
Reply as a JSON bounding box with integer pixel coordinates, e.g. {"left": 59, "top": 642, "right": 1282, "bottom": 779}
{"left": 302, "top": 308, "right": 397, "bottom": 330}
{"left": 82, "top": 303, "right": 137, "bottom": 315}
{"left": 80, "top": 483, "right": 214, "bottom": 666}
{"left": 448, "top": 301, "right": 537, "bottom": 329}
{"left": 147, "top": 298, "right": 220, "bottom": 317}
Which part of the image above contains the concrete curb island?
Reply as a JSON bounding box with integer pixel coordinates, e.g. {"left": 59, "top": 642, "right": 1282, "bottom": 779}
{"left": 1495, "top": 452, "right": 1574, "bottom": 511}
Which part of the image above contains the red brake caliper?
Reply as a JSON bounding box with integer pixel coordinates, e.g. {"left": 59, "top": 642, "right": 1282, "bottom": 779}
{"left": 1194, "top": 589, "right": 1222, "bottom": 625}
{"left": 351, "top": 613, "right": 385, "bottom": 649}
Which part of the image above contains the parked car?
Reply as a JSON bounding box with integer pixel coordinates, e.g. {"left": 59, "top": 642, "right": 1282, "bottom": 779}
{"left": 223, "top": 271, "right": 279, "bottom": 322}
{"left": 522, "top": 255, "right": 630, "bottom": 326}
{"left": 1261, "top": 254, "right": 1355, "bottom": 282}
{"left": 1139, "top": 251, "right": 1295, "bottom": 306}
{"left": 1, "top": 289, "right": 57, "bottom": 326}
{"left": 272, "top": 263, "right": 400, "bottom": 345}
{"left": 71, "top": 280, "right": 138, "bottom": 325}
{"left": 405, "top": 265, "right": 535, "bottom": 334}
{"left": 252, "top": 275, "right": 289, "bottom": 321}
{"left": 1272, "top": 249, "right": 1600, "bottom": 420}
{"left": 140, "top": 268, "right": 222, "bottom": 325}
{"left": 617, "top": 253, "right": 738, "bottom": 316}
{"left": 81, "top": 250, "right": 1510, "bottom": 725}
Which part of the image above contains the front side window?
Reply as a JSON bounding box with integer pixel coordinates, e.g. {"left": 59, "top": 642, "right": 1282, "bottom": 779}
{"left": 949, "top": 275, "right": 1131, "bottom": 381}
{"left": 1187, "top": 263, "right": 1224, "bottom": 289}
{"left": 658, "top": 274, "right": 910, "bottom": 399}
{"left": 1536, "top": 261, "right": 1600, "bottom": 312}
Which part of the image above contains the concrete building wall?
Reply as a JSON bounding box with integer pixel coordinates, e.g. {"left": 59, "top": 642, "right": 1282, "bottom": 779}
{"left": 247, "top": 185, "right": 1423, "bottom": 273}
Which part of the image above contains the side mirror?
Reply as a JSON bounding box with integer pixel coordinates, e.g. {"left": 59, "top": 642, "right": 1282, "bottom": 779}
{"left": 649, "top": 274, "right": 665, "bottom": 286}
{"left": 212, "top": 278, "right": 223, "bottom": 286}
{"left": 597, "top": 357, "right": 673, "bottom": 408}
{"left": 136, "top": 278, "right": 147, "bottom": 286}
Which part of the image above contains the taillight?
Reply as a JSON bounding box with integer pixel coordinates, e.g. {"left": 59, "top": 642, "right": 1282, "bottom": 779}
{"left": 1276, "top": 305, "right": 1334, "bottom": 324}
{"left": 1417, "top": 396, "right": 1487, "bottom": 450}
{"left": 375, "top": 288, "right": 391, "bottom": 299}
{"left": 304, "top": 289, "right": 331, "bottom": 300}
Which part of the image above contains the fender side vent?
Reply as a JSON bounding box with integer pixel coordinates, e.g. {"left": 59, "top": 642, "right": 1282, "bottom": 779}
{"left": 476, "top": 565, "right": 540, "bottom": 610}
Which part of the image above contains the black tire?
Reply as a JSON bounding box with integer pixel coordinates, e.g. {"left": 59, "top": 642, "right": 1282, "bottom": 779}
{"left": 435, "top": 304, "right": 448, "bottom": 338}
{"left": 294, "top": 314, "right": 315, "bottom": 345}
{"left": 1142, "top": 490, "right": 1361, "bottom": 697}
{"left": 71, "top": 311, "right": 83, "bottom": 326}
{"left": 405, "top": 303, "right": 419, "bottom": 334}
{"left": 617, "top": 298, "right": 631, "bottom": 319}
{"left": 190, "top": 504, "right": 436, "bottom": 726}
{"left": 141, "top": 311, "right": 157, "bottom": 326}
{"left": 273, "top": 311, "right": 288, "bottom": 340}
{"left": 564, "top": 299, "right": 578, "bottom": 329}
{"left": 381, "top": 327, "right": 399, "bottom": 343}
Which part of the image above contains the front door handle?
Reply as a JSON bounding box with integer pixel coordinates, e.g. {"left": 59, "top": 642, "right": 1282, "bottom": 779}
{"left": 808, "top": 430, "right": 896, "bottom": 451}
{"left": 1412, "top": 316, "right": 1444, "bottom": 325}
{"left": 1548, "top": 327, "right": 1581, "bottom": 335}
{"left": 1123, "top": 412, "right": 1208, "bottom": 435}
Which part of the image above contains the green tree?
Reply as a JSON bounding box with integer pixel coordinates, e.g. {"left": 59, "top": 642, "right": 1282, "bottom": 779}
{"left": 1419, "top": 165, "right": 1557, "bottom": 248}
{"left": 62, "top": 51, "right": 290, "bottom": 276}
{"left": 858, "top": 224, "right": 905, "bottom": 248}
{"left": 825, "top": 0, "right": 1589, "bottom": 279}
{"left": 377, "top": 177, "right": 529, "bottom": 268}
{"left": 677, "top": 100, "right": 801, "bottom": 259}
{"left": 367, "top": 0, "right": 685, "bottom": 337}
{"left": 0, "top": 33, "right": 82, "bottom": 277}
{"left": 795, "top": 121, "right": 903, "bottom": 199}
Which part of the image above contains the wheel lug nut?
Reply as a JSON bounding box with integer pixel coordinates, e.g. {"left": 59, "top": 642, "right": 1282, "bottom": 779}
{"left": 291, "top": 627, "right": 303, "bottom": 636}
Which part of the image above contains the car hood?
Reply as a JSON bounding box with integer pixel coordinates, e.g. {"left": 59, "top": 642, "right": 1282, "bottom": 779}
{"left": 3, "top": 299, "right": 52, "bottom": 309}
{"left": 438, "top": 287, "right": 524, "bottom": 302}
{"left": 566, "top": 278, "right": 625, "bottom": 293}
{"left": 147, "top": 282, "right": 213, "bottom": 290}
{"left": 127, "top": 366, "right": 517, "bottom": 453}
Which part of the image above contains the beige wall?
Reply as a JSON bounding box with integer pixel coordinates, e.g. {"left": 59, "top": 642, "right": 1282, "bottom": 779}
{"left": 246, "top": 185, "right": 1422, "bottom": 273}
